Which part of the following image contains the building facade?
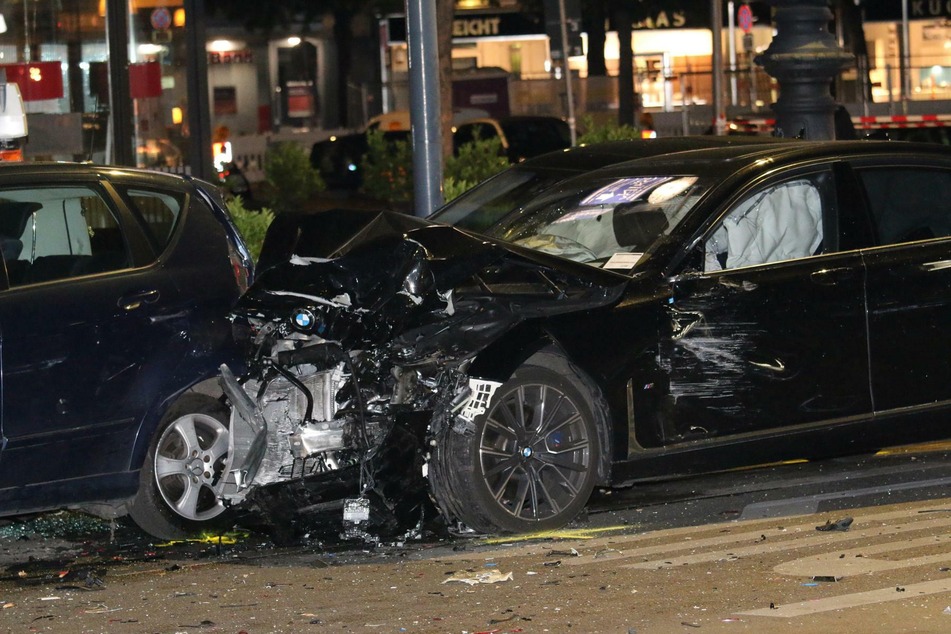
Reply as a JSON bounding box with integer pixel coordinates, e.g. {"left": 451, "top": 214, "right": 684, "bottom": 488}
{"left": 0, "top": 1, "right": 948, "bottom": 175}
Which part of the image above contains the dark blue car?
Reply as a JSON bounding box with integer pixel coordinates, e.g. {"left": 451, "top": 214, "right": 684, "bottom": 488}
{"left": 0, "top": 164, "right": 254, "bottom": 538}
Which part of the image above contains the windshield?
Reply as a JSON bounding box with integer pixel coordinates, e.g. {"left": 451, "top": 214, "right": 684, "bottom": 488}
{"left": 481, "top": 174, "right": 713, "bottom": 271}
{"left": 430, "top": 166, "right": 569, "bottom": 233}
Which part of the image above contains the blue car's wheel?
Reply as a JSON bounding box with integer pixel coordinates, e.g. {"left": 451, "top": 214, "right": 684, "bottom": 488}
{"left": 130, "top": 394, "right": 232, "bottom": 539}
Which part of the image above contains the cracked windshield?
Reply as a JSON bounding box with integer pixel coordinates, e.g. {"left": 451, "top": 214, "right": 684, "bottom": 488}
{"left": 446, "top": 172, "right": 711, "bottom": 270}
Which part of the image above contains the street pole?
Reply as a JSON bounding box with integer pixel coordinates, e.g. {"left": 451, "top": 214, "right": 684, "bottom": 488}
{"left": 755, "top": 0, "right": 853, "bottom": 140}
{"left": 405, "top": 0, "right": 443, "bottom": 216}
{"left": 728, "top": 1, "right": 738, "bottom": 106}
{"left": 184, "top": 0, "right": 212, "bottom": 181}
{"left": 557, "top": 0, "right": 577, "bottom": 144}
{"left": 712, "top": 0, "right": 725, "bottom": 134}
{"left": 901, "top": 0, "right": 911, "bottom": 112}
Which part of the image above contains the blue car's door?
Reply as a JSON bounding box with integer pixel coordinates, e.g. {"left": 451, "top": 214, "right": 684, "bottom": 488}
{"left": 0, "top": 182, "right": 184, "bottom": 510}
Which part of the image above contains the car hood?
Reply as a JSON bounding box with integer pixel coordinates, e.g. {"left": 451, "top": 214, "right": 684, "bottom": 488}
{"left": 236, "top": 209, "right": 628, "bottom": 358}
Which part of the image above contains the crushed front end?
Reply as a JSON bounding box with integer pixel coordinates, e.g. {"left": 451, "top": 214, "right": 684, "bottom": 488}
{"left": 215, "top": 210, "right": 624, "bottom": 540}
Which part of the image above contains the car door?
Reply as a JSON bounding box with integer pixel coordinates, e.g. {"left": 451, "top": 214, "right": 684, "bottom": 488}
{"left": 654, "top": 166, "right": 872, "bottom": 444}
{"left": 0, "top": 180, "right": 183, "bottom": 493}
{"left": 853, "top": 161, "right": 951, "bottom": 412}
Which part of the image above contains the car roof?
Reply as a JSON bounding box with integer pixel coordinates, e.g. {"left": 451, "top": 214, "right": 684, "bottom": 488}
{"left": 0, "top": 161, "right": 193, "bottom": 186}
{"left": 515, "top": 135, "right": 801, "bottom": 172}
{"left": 585, "top": 139, "right": 951, "bottom": 179}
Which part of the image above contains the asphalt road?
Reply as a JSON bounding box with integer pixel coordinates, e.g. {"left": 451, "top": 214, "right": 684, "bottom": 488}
{"left": 583, "top": 441, "right": 951, "bottom": 534}
{"left": 1, "top": 442, "right": 950, "bottom": 633}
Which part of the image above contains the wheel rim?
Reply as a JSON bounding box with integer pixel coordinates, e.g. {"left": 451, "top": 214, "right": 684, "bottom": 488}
{"left": 479, "top": 382, "right": 592, "bottom": 523}
{"left": 154, "top": 413, "right": 230, "bottom": 522}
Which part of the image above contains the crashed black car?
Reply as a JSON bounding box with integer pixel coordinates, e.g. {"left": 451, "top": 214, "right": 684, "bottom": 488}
{"left": 171, "top": 139, "right": 951, "bottom": 538}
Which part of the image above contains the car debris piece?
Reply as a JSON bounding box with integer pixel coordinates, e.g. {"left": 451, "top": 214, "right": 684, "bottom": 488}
{"left": 442, "top": 569, "right": 514, "bottom": 585}
{"left": 815, "top": 517, "right": 853, "bottom": 532}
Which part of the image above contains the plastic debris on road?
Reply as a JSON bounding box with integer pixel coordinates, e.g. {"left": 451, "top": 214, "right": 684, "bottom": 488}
{"left": 442, "top": 569, "right": 514, "bottom": 585}
{"left": 815, "top": 517, "right": 853, "bottom": 532}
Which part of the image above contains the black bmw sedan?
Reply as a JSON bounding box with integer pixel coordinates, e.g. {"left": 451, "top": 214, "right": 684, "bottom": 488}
{"left": 213, "top": 139, "right": 951, "bottom": 538}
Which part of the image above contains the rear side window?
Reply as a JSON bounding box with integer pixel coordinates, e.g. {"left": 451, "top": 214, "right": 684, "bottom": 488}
{"left": 116, "top": 186, "right": 185, "bottom": 250}
{"left": 0, "top": 186, "right": 130, "bottom": 287}
{"left": 856, "top": 167, "right": 951, "bottom": 245}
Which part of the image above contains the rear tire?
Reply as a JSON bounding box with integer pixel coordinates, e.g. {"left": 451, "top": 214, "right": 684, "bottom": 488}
{"left": 129, "top": 394, "right": 232, "bottom": 540}
{"left": 431, "top": 353, "right": 602, "bottom": 534}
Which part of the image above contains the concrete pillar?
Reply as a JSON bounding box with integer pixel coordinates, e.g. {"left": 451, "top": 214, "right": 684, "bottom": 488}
{"left": 755, "top": 0, "right": 853, "bottom": 140}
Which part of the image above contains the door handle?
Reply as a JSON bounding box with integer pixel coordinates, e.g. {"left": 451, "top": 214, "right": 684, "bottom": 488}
{"left": 118, "top": 289, "right": 160, "bottom": 311}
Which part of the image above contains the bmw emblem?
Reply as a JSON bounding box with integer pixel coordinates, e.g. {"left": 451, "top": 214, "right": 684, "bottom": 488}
{"left": 292, "top": 308, "right": 315, "bottom": 330}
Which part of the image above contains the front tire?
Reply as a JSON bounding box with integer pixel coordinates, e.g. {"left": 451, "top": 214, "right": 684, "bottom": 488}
{"left": 129, "top": 394, "right": 232, "bottom": 540}
{"left": 431, "top": 353, "right": 602, "bottom": 534}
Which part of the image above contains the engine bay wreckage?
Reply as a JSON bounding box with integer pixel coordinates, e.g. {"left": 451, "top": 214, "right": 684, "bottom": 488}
{"left": 216, "top": 209, "right": 626, "bottom": 539}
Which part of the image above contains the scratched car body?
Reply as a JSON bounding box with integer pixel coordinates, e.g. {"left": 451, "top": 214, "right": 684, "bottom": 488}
{"left": 177, "top": 139, "right": 951, "bottom": 538}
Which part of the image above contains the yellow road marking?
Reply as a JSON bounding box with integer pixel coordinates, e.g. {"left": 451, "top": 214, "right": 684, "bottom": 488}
{"left": 480, "top": 525, "right": 629, "bottom": 545}
{"left": 155, "top": 531, "right": 248, "bottom": 547}
{"left": 876, "top": 440, "right": 951, "bottom": 455}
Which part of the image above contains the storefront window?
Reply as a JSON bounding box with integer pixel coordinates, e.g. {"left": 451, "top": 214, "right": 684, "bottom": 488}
{"left": 864, "top": 20, "right": 951, "bottom": 102}
{"left": 0, "top": 0, "right": 198, "bottom": 170}
{"left": 129, "top": 0, "right": 188, "bottom": 170}
{"left": 0, "top": 0, "right": 107, "bottom": 160}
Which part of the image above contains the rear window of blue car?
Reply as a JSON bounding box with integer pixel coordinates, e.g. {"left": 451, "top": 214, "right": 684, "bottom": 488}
{"left": 115, "top": 186, "right": 185, "bottom": 251}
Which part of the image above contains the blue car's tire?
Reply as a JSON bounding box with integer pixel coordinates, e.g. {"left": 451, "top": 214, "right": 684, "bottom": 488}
{"left": 129, "top": 394, "right": 233, "bottom": 540}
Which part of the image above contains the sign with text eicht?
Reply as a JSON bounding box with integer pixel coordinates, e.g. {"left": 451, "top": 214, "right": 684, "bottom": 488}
{"left": 385, "top": 12, "right": 545, "bottom": 44}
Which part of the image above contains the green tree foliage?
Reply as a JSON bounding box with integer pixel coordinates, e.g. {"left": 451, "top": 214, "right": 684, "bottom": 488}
{"left": 360, "top": 129, "right": 414, "bottom": 206}
{"left": 443, "top": 136, "right": 509, "bottom": 201}
{"left": 576, "top": 115, "right": 643, "bottom": 144}
{"left": 226, "top": 197, "right": 274, "bottom": 262}
{"left": 264, "top": 142, "right": 326, "bottom": 212}
{"left": 361, "top": 131, "right": 512, "bottom": 206}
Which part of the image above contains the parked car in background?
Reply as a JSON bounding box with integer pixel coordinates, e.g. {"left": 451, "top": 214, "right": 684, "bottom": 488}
{"left": 0, "top": 164, "right": 254, "bottom": 539}
{"left": 310, "top": 130, "right": 410, "bottom": 191}
{"left": 452, "top": 115, "right": 571, "bottom": 163}
{"left": 192, "top": 139, "right": 951, "bottom": 540}
{"left": 310, "top": 113, "right": 571, "bottom": 193}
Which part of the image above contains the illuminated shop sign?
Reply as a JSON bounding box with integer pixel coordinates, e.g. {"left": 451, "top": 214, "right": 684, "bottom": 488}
{"left": 208, "top": 49, "right": 254, "bottom": 64}
{"left": 1, "top": 62, "right": 63, "bottom": 101}
{"left": 863, "top": 0, "right": 951, "bottom": 21}
{"left": 621, "top": 1, "right": 771, "bottom": 30}
{"left": 386, "top": 3, "right": 771, "bottom": 44}
{"left": 386, "top": 12, "right": 545, "bottom": 43}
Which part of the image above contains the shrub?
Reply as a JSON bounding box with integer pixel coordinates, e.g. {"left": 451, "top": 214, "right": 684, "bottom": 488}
{"left": 361, "top": 130, "right": 511, "bottom": 206}
{"left": 360, "top": 129, "right": 414, "bottom": 205}
{"left": 443, "top": 135, "right": 509, "bottom": 201}
{"left": 264, "top": 141, "right": 325, "bottom": 212}
{"left": 226, "top": 196, "right": 274, "bottom": 262}
{"left": 576, "top": 115, "right": 643, "bottom": 144}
